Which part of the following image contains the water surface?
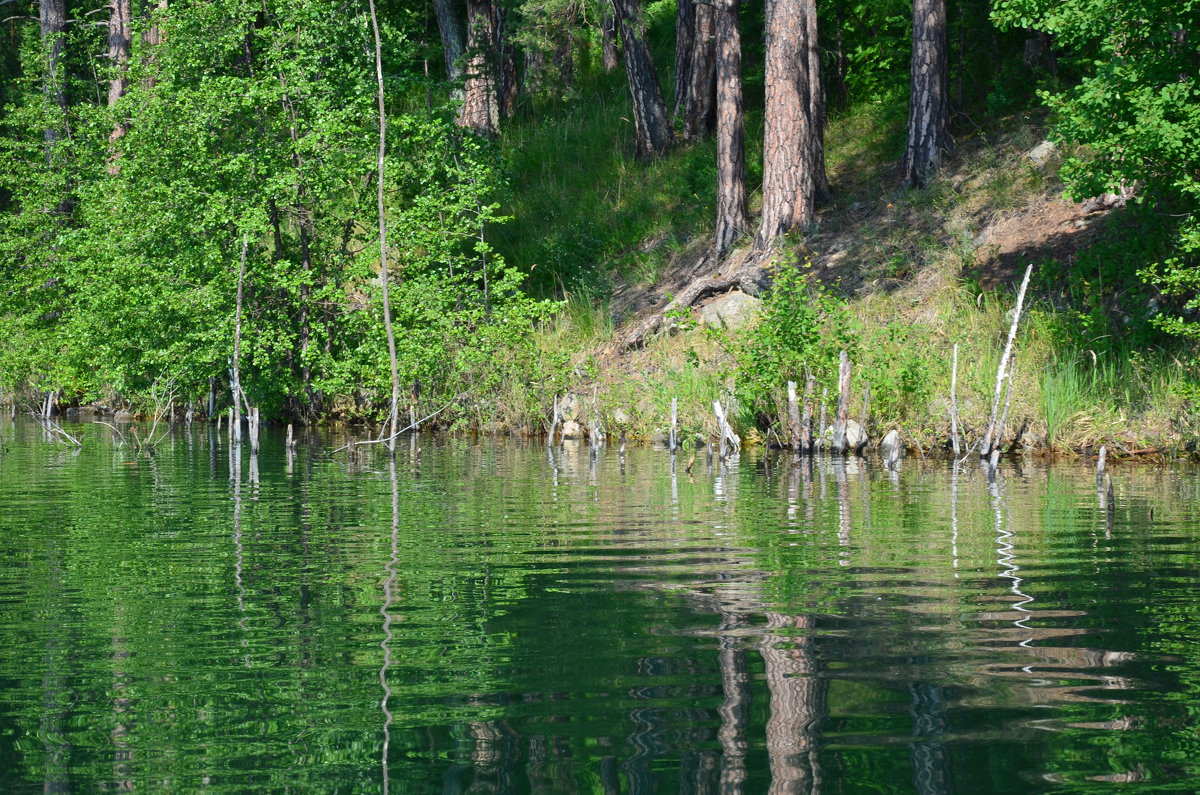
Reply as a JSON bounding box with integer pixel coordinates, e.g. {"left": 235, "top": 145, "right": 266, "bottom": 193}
{"left": 1, "top": 417, "right": 1198, "bottom": 792}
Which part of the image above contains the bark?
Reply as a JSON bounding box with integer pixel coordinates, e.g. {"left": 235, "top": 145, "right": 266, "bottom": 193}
{"left": 39, "top": 0, "right": 68, "bottom": 146}
{"left": 683, "top": 0, "right": 716, "bottom": 139}
{"left": 496, "top": 2, "right": 519, "bottom": 118}
{"left": 458, "top": 0, "right": 500, "bottom": 136}
{"left": 714, "top": 0, "right": 747, "bottom": 258}
{"left": 602, "top": 14, "right": 619, "bottom": 73}
{"left": 756, "top": 0, "right": 820, "bottom": 248}
{"left": 803, "top": 0, "right": 829, "bottom": 202}
{"left": 902, "top": 0, "right": 951, "bottom": 187}
{"left": 672, "top": 0, "right": 694, "bottom": 118}
{"left": 140, "top": 0, "right": 167, "bottom": 90}
{"left": 106, "top": 0, "right": 131, "bottom": 120}
{"left": 433, "top": 0, "right": 466, "bottom": 83}
{"left": 611, "top": 0, "right": 672, "bottom": 159}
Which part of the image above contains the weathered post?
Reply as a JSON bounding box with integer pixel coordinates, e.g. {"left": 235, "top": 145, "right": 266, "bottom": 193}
{"left": 982, "top": 264, "right": 1032, "bottom": 457}
{"left": 787, "top": 380, "right": 801, "bottom": 456}
{"left": 801, "top": 373, "right": 815, "bottom": 454}
{"left": 949, "top": 343, "right": 961, "bottom": 457}
{"left": 832, "top": 350, "right": 851, "bottom": 454}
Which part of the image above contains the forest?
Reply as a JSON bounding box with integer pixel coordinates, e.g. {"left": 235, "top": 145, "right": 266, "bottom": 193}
{"left": 1, "top": 0, "right": 1198, "bottom": 454}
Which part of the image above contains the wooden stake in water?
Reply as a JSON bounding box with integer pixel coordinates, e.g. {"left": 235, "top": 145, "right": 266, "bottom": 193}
{"left": 859, "top": 379, "right": 870, "bottom": 445}
{"left": 787, "top": 381, "right": 801, "bottom": 454}
{"left": 801, "top": 373, "right": 815, "bottom": 454}
{"left": 547, "top": 395, "right": 560, "bottom": 447}
{"left": 832, "top": 350, "right": 851, "bottom": 455}
{"left": 818, "top": 387, "right": 828, "bottom": 451}
{"left": 982, "top": 263, "right": 1033, "bottom": 457}
{"left": 950, "top": 343, "right": 961, "bottom": 457}
{"left": 669, "top": 397, "right": 678, "bottom": 453}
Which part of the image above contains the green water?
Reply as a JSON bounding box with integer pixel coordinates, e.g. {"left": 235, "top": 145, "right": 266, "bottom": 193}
{"left": 1, "top": 417, "right": 1198, "bottom": 793}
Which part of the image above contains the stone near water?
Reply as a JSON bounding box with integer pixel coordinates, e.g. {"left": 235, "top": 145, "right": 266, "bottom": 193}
{"left": 560, "top": 420, "right": 583, "bottom": 440}
{"left": 879, "top": 429, "right": 903, "bottom": 468}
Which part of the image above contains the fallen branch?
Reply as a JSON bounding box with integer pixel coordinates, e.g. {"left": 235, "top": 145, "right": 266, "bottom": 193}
{"left": 331, "top": 396, "right": 458, "bottom": 455}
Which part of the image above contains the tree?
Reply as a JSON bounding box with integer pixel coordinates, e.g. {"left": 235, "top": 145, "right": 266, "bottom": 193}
{"left": 757, "top": 0, "right": 821, "bottom": 248}
{"left": 459, "top": 0, "right": 501, "bottom": 136}
{"left": 38, "top": 0, "right": 68, "bottom": 148}
{"left": 433, "top": 0, "right": 466, "bottom": 85}
{"left": 601, "top": 14, "right": 618, "bottom": 73}
{"left": 672, "top": 0, "right": 693, "bottom": 115}
{"left": 902, "top": 0, "right": 951, "bottom": 187}
{"left": 714, "top": 0, "right": 747, "bottom": 257}
{"left": 610, "top": 0, "right": 671, "bottom": 159}
{"left": 682, "top": 0, "right": 716, "bottom": 139}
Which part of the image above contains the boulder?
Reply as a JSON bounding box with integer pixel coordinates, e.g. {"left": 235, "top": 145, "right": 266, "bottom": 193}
{"left": 697, "top": 291, "right": 763, "bottom": 330}
{"left": 558, "top": 393, "right": 584, "bottom": 423}
{"left": 113, "top": 409, "right": 135, "bottom": 422}
{"left": 1026, "top": 139, "right": 1056, "bottom": 167}
{"left": 560, "top": 420, "right": 583, "bottom": 440}
{"left": 611, "top": 408, "right": 631, "bottom": 426}
{"left": 824, "top": 419, "right": 868, "bottom": 451}
{"left": 879, "top": 429, "right": 903, "bottom": 468}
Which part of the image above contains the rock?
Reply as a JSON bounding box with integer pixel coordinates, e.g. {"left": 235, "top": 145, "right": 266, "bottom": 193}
{"left": 560, "top": 420, "right": 583, "bottom": 439}
{"left": 611, "top": 408, "right": 631, "bottom": 426}
{"left": 845, "top": 419, "right": 868, "bottom": 451}
{"left": 113, "top": 409, "right": 135, "bottom": 422}
{"left": 824, "top": 419, "right": 868, "bottom": 451}
{"left": 1027, "top": 139, "right": 1056, "bottom": 167}
{"left": 697, "top": 291, "right": 763, "bottom": 330}
{"left": 558, "top": 393, "right": 584, "bottom": 423}
{"left": 879, "top": 429, "right": 903, "bottom": 468}
{"left": 649, "top": 430, "right": 669, "bottom": 446}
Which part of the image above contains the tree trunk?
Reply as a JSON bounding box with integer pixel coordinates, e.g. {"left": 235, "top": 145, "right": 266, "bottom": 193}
{"left": 714, "top": 0, "right": 747, "bottom": 258}
{"left": 106, "top": 0, "right": 131, "bottom": 115}
{"left": 672, "top": 0, "right": 694, "bottom": 117}
{"left": 683, "top": 0, "right": 716, "bottom": 139}
{"left": 760, "top": 613, "right": 826, "bottom": 794}
{"left": 433, "top": 0, "right": 465, "bottom": 83}
{"left": 611, "top": 0, "right": 672, "bottom": 160}
{"left": 458, "top": 0, "right": 500, "bottom": 136}
{"left": 496, "top": 2, "right": 519, "bottom": 118}
{"left": 902, "top": 0, "right": 951, "bottom": 187}
{"left": 803, "top": 0, "right": 829, "bottom": 202}
{"left": 39, "top": 0, "right": 68, "bottom": 147}
{"left": 602, "top": 15, "right": 619, "bottom": 73}
{"left": 756, "top": 0, "right": 819, "bottom": 248}
{"left": 140, "top": 0, "right": 167, "bottom": 90}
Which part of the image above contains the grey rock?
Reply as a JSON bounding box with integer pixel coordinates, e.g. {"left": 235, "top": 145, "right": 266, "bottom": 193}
{"left": 611, "top": 408, "right": 631, "bottom": 426}
{"left": 560, "top": 420, "right": 583, "bottom": 440}
{"left": 558, "top": 393, "right": 584, "bottom": 422}
{"left": 1027, "top": 139, "right": 1056, "bottom": 167}
{"left": 113, "top": 409, "right": 135, "bottom": 422}
{"left": 845, "top": 419, "right": 868, "bottom": 451}
{"left": 879, "top": 429, "right": 903, "bottom": 468}
{"left": 697, "top": 291, "right": 763, "bottom": 330}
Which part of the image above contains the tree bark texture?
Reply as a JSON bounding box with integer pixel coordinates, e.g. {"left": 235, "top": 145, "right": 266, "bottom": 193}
{"left": 803, "top": 0, "right": 829, "bottom": 201}
{"left": 107, "top": 0, "right": 132, "bottom": 111}
{"left": 683, "top": 0, "right": 716, "bottom": 139}
{"left": 756, "top": 0, "right": 819, "bottom": 248}
{"left": 458, "top": 0, "right": 500, "bottom": 136}
{"left": 714, "top": 0, "right": 747, "bottom": 258}
{"left": 39, "top": 0, "right": 68, "bottom": 146}
{"left": 602, "top": 14, "right": 619, "bottom": 73}
{"left": 902, "top": 0, "right": 951, "bottom": 187}
{"left": 432, "top": 0, "right": 465, "bottom": 83}
{"left": 672, "top": 0, "right": 694, "bottom": 116}
{"left": 496, "top": 2, "right": 519, "bottom": 119}
{"left": 611, "top": 0, "right": 672, "bottom": 160}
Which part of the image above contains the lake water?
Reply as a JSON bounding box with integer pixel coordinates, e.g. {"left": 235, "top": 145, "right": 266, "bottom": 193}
{"left": 1, "top": 416, "right": 1198, "bottom": 793}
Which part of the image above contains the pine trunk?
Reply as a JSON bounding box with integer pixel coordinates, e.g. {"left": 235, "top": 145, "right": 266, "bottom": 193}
{"left": 803, "top": 0, "right": 829, "bottom": 201}
{"left": 496, "top": 2, "right": 518, "bottom": 118}
{"left": 458, "top": 0, "right": 500, "bottom": 136}
{"left": 714, "top": 0, "right": 747, "bottom": 258}
{"left": 39, "top": 0, "right": 67, "bottom": 146}
{"left": 902, "top": 0, "right": 951, "bottom": 187}
{"left": 672, "top": 0, "right": 694, "bottom": 116}
{"left": 602, "top": 15, "right": 619, "bottom": 73}
{"left": 432, "top": 0, "right": 465, "bottom": 83}
{"left": 683, "top": 1, "right": 716, "bottom": 139}
{"left": 611, "top": 0, "right": 671, "bottom": 159}
{"left": 756, "top": 0, "right": 818, "bottom": 248}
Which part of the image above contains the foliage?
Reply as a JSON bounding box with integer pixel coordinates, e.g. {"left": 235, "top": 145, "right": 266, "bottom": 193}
{"left": 735, "top": 258, "right": 853, "bottom": 419}
{"left": 992, "top": 0, "right": 1200, "bottom": 342}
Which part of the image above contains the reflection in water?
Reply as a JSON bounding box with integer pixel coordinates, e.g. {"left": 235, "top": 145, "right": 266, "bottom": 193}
{"left": 379, "top": 460, "right": 399, "bottom": 794}
{"left": 1, "top": 422, "right": 1199, "bottom": 792}
{"left": 761, "top": 613, "right": 825, "bottom": 794}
